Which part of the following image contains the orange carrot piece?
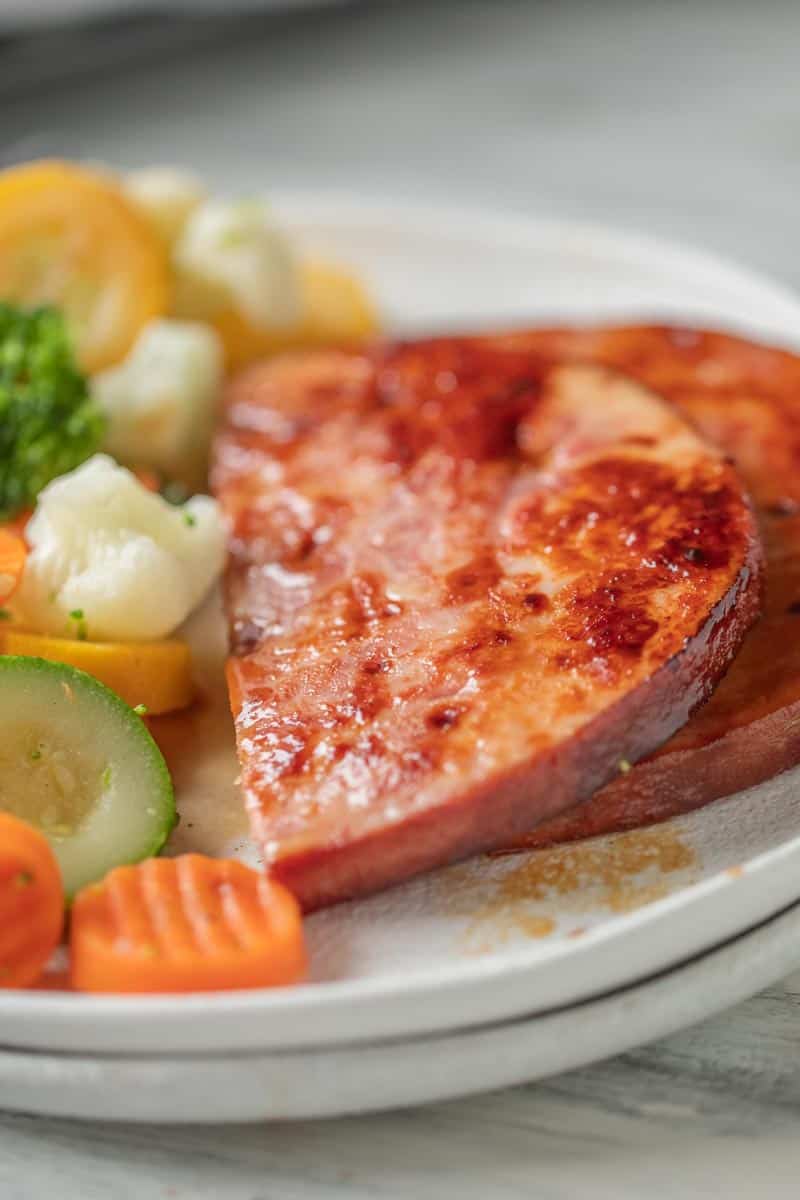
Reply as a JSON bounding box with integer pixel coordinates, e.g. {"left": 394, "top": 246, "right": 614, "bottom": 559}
{"left": 0, "top": 814, "right": 64, "bottom": 988}
{"left": 4, "top": 511, "right": 31, "bottom": 540}
{"left": 133, "top": 468, "right": 161, "bottom": 493}
{"left": 70, "top": 855, "right": 307, "bottom": 993}
{"left": 0, "top": 530, "right": 26, "bottom": 604}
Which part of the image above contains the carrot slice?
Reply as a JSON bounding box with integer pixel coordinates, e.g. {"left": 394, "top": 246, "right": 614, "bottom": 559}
{"left": 4, "top": 511, "right": 31, "bottom": 540}
{"left": 70, "top": 855, "right": 307, "bottom": 993}
{"left": 0, "top": 530, "right": 26, "bottom": 605}
{"left": 133, "top": 468, "right": 161, "bottom": 493}
{"left": 0, "top": 813, "right": 64, "bottom": 988}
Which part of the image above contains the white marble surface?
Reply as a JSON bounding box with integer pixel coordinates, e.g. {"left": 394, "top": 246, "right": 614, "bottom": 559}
{"left": 3, "top": 0, "right": 800, "bottom": 1193}
{"left": 4, "top": 981, "right": 800, "bottom": 1197}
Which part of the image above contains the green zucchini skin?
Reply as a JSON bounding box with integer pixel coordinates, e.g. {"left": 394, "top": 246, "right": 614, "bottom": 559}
{"left": 0, "top": 655, "right": 176, "bottom": 897}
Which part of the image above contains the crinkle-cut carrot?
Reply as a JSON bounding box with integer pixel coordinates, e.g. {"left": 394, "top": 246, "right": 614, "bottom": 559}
{"left": 0, "top": 530, "right": 26, "bottom": 604}
{"left": 70, "top": 855, "right": 307, "bottom": 993}
{"left": 0, "top": 814, "right": 64, "bottom": 988}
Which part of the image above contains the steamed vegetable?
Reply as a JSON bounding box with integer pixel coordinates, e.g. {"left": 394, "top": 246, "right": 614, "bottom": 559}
{"left": 71, "top": 855, "right": 307, "bottom": 993}
{"left": 0, "top": 629, "right": 194, "bottom": 715}
{"left": 92, "top": 318, "right": 223, "bottom": 491}
{"left": 215, "top": 260, "right": 379, "bottom": 371}
{"left": 173, "top": 198, "right": 301, "bottom": 329}
{"left": 0, "top": 160, "right": 170, "bottom": 372}
{"left": 0, "top": 657, "right": 176, "bottom": 897}
{"left": 0, "top": 304, "right": 104, "bottom": 519}
{"left": 13, "top": 455, "right": 224, "bottom": 643}
{"left": 123, "top": 163, "right": 380, "bottom": 372}
{"left": 0, "top": 529, "right": 26, "bottom": 603}
{"left": 123, "top": 166, "right": 205, "bottom": 247}
{"left": 0, "top": 813, "right": 64, "bottom": 988}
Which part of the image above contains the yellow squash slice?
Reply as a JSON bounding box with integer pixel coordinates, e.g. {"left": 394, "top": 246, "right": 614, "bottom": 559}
{"left": 0, "top": 629, "right": 193, "bottom": 716}
{"left": 213, "top": 260, "right": 379, "bottom": 371}
{"left": 0, "top": 160, "right": 170, "bottom": 371}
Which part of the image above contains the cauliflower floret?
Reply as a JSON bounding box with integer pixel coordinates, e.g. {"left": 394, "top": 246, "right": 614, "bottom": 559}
{"left": 13, "top": 455, "right": 225, "bottom": 643}
{"left": 173, "top": 199, "right": 301, "bottom": 328}
{"left": 91, "top": 318, "right": 223, "bottom": 491}
{"left": 123, "top": 166, "right": 206, "bottom": 246}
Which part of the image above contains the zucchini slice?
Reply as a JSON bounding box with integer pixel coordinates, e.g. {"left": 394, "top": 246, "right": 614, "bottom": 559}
{"left": 0, "top": 656, "right": 176, "bottom": 897}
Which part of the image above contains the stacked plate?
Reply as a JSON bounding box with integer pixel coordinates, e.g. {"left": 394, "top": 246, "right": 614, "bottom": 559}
{"left": 3, "top": 198, "right": 800, "bottom": 1123}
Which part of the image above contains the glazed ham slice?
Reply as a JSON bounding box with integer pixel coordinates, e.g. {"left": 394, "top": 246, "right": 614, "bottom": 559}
{"left": 213, "top": 339, "right": 761, "bottom": 909}
{"left": 475, "top": 327, "right": 800, "bottom": 850}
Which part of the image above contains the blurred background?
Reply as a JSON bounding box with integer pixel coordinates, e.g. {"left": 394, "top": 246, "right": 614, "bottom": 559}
{"left": 0, "top": 0, "right": 798, "bottom": 287}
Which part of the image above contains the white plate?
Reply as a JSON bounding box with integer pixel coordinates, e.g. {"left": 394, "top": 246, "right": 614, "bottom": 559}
{"left": 3, "top": 895, "right": 800, "bottom": 1123}
{"left": 4, "top": 196, "right": 800, "bottom": 1064}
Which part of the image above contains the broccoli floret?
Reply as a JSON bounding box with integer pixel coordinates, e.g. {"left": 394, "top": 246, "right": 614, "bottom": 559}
{"left": 0, "top": 304, "right": 105, "bottom": 518}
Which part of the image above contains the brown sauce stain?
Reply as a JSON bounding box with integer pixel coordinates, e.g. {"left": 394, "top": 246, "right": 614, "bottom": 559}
{"left": 463, "top": 911, "right": 557, "bottom": 954}
{"left": 452, "top": 825, "right": 696, "bottom": 955}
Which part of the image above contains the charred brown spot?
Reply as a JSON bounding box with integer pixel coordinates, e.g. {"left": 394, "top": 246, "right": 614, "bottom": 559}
{"left": 787, "top": 600, "right": 800, "bottom": 615}
{"left": 427, "top": 705, "right": 464, "bottom": 730}
{"left": 522, "top": 591, "right": 548, "bottom": 612}
{"left": 625, "top": 435, "right": 657, "bottom": 447}
{"left": 289, "top": 529, "right": 316, "bottom": 562}
{"left": 767, "top": 498, "right": 800, "bottom": 517}
{"left": 445, "top": 553, "right": 501, "bottom": 603}
{"left": 352, "top": 668, "right": 392, "bottom": 722}
{"left": 562, "top": 581, "right": 660, "bottom": 657}
{"left": 334, "top": 573, "right": 398, "bottom": 638}
{"left": 659, "top": 529, "right": 732, "bottom": 571}
{"left": 507, "top": 456, "right": 737, "bottom": 577}
{"left": 232, "top": 619, "right": 264, "bottom": 656}
{"left": 585, "top": 459, "right": 737, "bottom": 573}
{"left": 377, "top": 341, "right": 545, "bottom": 463}
{"left": 362, "top": 657, "right": 391, "bottom": 675}
{"left": 590, "top": 610, "right": 659, "bottom": 652}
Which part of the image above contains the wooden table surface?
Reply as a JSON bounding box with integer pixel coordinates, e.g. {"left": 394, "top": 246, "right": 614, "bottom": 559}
{"left": 2, "top": 1, "right": 800, "bottom": 1193}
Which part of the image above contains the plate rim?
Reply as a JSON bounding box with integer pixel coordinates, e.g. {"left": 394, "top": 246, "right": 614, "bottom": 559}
{"left": 5, "top": 192, "right": 800, "bottom": 1055}
{"left": 273, "top": 189, "right": 800, "bottom": 344}
{"left": 3, "top": 892, "right": 800, "bottom": 1122}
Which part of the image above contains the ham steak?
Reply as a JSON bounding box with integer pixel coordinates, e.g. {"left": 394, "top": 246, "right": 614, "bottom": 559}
{"left": 213, "top": 339, "right": 761, "bottom": 909}
{"left": 473, "top": 327, "right": 800, "bottom": 850}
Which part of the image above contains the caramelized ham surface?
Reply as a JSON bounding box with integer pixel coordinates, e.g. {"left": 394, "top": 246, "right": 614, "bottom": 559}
{"left": 476, "top": 327, "right": 800, "bottom": 849}
{"left": 214, "top": 338, "right": 761, "bottom": 909}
